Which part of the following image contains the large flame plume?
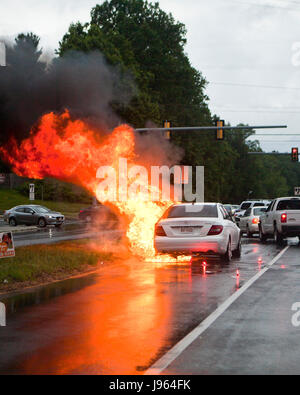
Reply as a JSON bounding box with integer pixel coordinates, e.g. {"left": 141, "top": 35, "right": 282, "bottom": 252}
{"left": 0, "top": 110, "right": 189, "bottom": 262}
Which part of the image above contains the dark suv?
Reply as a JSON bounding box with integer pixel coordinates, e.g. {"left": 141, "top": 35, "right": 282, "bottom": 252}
{"left": 4, "top": 205, "right": 65, "bottom": 228}
{"left": 78, "top": 205, "right": 118, "bottom": 227}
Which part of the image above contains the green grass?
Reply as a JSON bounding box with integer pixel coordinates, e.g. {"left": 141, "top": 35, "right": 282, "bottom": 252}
{"left": 0, "top": 189, "right": 87, "bottom": 217}
{"left": 0, "top": 239, "right": 113, "bottom": 285}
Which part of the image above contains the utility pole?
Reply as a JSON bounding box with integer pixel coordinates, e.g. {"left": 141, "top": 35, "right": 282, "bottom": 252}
{"left": 0, "top": 33, "right": 7, "bottom": 321}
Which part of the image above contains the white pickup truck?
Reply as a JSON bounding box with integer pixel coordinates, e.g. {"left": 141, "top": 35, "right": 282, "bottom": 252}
{"left": 259, "top": 197, "right": 300, "bottom": 244}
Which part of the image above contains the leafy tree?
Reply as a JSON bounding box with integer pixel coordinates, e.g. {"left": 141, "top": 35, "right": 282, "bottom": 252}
{"left": 58, "top": 0, "right": 211, "bottom": 129}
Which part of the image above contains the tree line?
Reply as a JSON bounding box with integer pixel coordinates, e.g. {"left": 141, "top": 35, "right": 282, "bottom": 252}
{"left": 0, "top": 0, "right": 299, "bottom": 203}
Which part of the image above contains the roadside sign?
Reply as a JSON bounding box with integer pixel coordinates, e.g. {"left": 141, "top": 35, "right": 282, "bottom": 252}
{"left": 0, "top": 174, "right": 5, "bottom": 184}
{"left": 295, "top": 187, "right": 300, "bottom": 196}
{"left": 0, "top": 232, "right": 15, "bottom": 259}
{"left": 0, "top": 302, "right": 5, "bottom": 326}
{"left": 29, "top": 183, "right": 35, "bottom": 200}
{"left": 0, "top": 42, "right": 5, "bottom": 67}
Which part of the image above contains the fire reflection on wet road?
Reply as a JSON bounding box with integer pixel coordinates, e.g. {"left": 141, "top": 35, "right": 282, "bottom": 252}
{"left": 0, "top": 239, "right": 287, "bottom": 374}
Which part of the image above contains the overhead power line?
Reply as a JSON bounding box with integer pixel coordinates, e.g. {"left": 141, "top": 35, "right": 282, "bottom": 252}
{"left": 222, "top": 0, "right": 300, "bottom": 12}
{"left": 215, "top": 110, "right": 300, "bottom": 113}
{"left": 215, "top": 105, "right": 300, "bottom": 109}
{"left": 210, "top": 82, "right": 300, "bottom": 90}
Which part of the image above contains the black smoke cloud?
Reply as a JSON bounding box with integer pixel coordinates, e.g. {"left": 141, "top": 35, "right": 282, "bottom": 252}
{"left": 0, "top": 39, "right": 133, "bottom": 144}
{"left": 0, "top": 38, "right": 184, "bottom": 170}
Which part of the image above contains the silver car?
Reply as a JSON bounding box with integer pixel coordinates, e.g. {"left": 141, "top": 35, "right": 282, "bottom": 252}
{"left": 239, "top": 206, "right": 267, "bottom": 237}
{"left": 4, "top": 205, "right": 65, "bottom": 228}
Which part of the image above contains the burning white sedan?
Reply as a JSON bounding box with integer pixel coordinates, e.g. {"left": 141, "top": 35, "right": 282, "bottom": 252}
{"left": 154, "top": 203, "right": 241, "bottom": 262}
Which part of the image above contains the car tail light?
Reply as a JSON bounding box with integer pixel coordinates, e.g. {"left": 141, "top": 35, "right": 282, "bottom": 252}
{"left": 281, "top": 213, "right": 287, "bottom": 223}
{"left": 207, "top": 225, "right": 223, "bottom": 235}
{"left": 252, "top": 218, "right": 259, "bottom": 224}
{"left": 155, "top": 225, "right": 167, "bottom": 236}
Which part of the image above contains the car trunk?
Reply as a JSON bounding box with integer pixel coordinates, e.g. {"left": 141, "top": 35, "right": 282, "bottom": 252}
{"left": 160, "top": 218, "right": 220, "bottom": 237}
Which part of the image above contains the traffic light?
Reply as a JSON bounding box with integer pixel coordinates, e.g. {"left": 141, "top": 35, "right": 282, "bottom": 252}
{"left": 164, "top": 120, "right": 171, "bottom": 140}
{"left": 215, "top": 119, "right": 225, "bottom": 140}
{"left": 291, "top": 147, "right": 299, "bottom": 162}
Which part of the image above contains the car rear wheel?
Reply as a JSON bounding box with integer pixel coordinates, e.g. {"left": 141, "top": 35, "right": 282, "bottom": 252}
{"left": 221, "top": 240, "right": 232, "bottom": 263}
{"left": 38, "top": 218, "right": 47, "bottom": 228}
{"left": 232, "top": 237, "right": 242, "bottom": 258}
{"left": 9, "top": 217, "right": 17, "bottom": 227}
{"left": 274, "top": 226, "right": 284, "bottom": 245}
{"left": 259, "top": 226, "right": 267, "bottom": 243}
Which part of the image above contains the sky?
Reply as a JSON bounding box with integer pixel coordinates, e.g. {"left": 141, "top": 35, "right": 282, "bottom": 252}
{"left": 1, "top": 0, "right": 300, "bottom": 152}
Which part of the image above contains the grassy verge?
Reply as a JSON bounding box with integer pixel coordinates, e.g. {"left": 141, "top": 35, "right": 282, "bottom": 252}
{"left": 0, "top": 189, "right": 87, "bottom": 217}
{"left": 0, "top": 239, "right": 114, "bottom": 293}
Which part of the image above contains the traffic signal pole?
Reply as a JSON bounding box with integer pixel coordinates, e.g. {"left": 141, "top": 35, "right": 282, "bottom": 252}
{"left": 135, "top": 125, "right": 287, "bottom": 132}
{"left": 248, "top": 152, "right": 294, "bottom": 155}
{"left": 249, "top": 150, "right": 299, "bottom": 162}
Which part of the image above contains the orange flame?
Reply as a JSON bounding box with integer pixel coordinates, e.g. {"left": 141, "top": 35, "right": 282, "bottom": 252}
{"left": 0, "top": 110, "right": 190, "bottom": 262}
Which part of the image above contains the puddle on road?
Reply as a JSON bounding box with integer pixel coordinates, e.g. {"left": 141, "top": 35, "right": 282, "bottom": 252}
{"left": 1, "top": 273, "right": 98, "bottom": 316}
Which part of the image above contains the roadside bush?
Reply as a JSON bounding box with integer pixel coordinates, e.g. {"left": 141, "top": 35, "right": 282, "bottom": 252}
{"left": 17, "top": 179, "right": 92, "bottom": 204}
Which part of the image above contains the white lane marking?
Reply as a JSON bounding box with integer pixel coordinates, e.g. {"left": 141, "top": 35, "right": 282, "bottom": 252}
{"left": 145, "top": 245, "right": 289, "bottom": 375}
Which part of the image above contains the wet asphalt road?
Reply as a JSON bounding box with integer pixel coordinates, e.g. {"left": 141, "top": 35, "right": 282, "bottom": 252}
{"left": 163, "top": 242, "right": 300, "bottom": 375}
{"left": 0, "top": 237, "right": 292, "bottom": 375}
{"left": 9, "top": 222, "right": 122, "bottom": 247}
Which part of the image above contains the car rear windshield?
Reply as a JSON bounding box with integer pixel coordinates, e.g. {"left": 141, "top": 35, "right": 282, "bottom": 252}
{"left": 276, "top": 200, "right": 300, "bottom": 210}
{"left": 240, "top": 203, "right": 251, "bottom": 210}
{"left": 253, "top": 208, "right": 265, "bottom": 215}
{"left": 165, "top": 205, "right": 218, "bottom": 218}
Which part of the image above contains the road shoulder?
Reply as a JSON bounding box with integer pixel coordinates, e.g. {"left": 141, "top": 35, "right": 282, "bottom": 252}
{"left": 148, "top": 245, "right": 300, "bottom": 375}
